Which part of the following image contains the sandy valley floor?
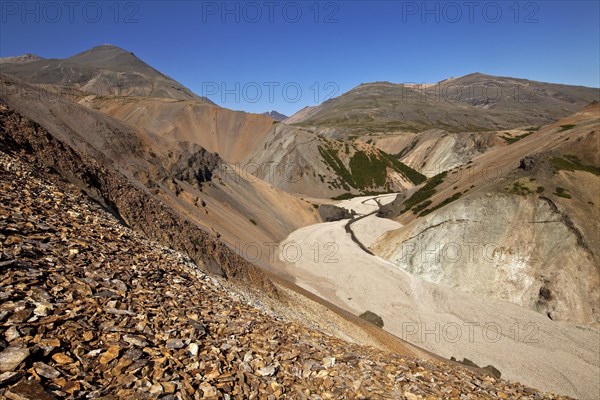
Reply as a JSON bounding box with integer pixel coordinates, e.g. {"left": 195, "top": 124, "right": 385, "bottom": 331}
{"left": 279, "top": 194, "right": 600, "bottom": 400}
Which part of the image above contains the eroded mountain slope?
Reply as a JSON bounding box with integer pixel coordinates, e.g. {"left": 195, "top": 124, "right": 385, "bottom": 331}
{"left": 372, "top": 103, "right": 600, "bottom": 326}
{"left": 79, "top": 95, "right": 275, "bottom": 163}
{"left": 0, "top": 74, "right": 320, "bottom": 263}
{"left": 243, "top": 123, "right": 425, "bottom": 198}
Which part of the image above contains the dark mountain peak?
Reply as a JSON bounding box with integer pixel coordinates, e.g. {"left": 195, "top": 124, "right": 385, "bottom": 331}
{"left": 67, "top": 44, "right": 145, "bottom": 69}
{"left": 262, "top": 110, "right": 288, "bottom": 121}
{"left": 462, "top": 72, "right": 486, "bottom": 77}
{"left": 0, "top": 45, "right": 202, "bottom": 101}
{"left": 357, "top": 81, "right": 396, "bottom": 88}
{"left": 74, "top": 44, "right": 134, "bottom": 56}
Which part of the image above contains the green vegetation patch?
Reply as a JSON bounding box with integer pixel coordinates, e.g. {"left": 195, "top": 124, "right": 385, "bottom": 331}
{"left": 331, "top": 193, "right": 355, "bottom": 200}
{"left": 553, "top": 187, "right": 572, "bottom": 199}
{"left": 395, "top": 139, "right": 418, "bottom": 159}
{"left": 419, "top": 191, "right": 463, "bottom": 217}
{"left": 412, "top": 200, "right": 433, "bottom": 214}
{"left": 382, "top": 152, "right": 426, "bottom": 185}
{"left": 320, "top": 143, "right": 425, "bottom": 197}
{"left": 501, "top": 131, "right": 533, "bottom": 144}
{"left": 318, "top": 145, "right": 355, "bottom": 187}
{"left": 349, "top": 150, "right": 388, "bottom": 188}
{"left": 402, "top": 171, "right": 447, "bottom": 213}
{"left": 551, "top": 155, "right": 600, "bottom": 176}
{"left": 505, "top": 179, "right": 537, "bottom": 195}
{"left": 558, "top": 124, "right": 576, "bottom": 132}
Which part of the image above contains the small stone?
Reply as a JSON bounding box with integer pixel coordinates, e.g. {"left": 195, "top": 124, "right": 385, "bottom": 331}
{"left": 186, "top": 342, "right": 199, "bottom": 356}
{"left": 62, "top": 381, "right": 80, "bottom": 395}
{"left": 67, "top": 211, "right": 81, "bottom": 219}
{"left": 34, "top": 361, "right": 61, "bottom": 379}
{"left": 123, "top": 334, "right": 148, "bottom": 347}
{"left": 148, "top": 383, "right": 163, "bottom": 395}
{"left": 104, "top": 307, "right": 135, "bottom": 315}
{"left": 315, "top": 369, "right": 329, "bottom": 378}
{"left": 5, "top": 326, "right": 20, "bottom": 341}
{"left": 99, "top": 346, "right": 120, "bottom": 364}
{"left": 52, "top": 353, "right": 74, "bottom": 364}
{"left": 256, "top": 365, "right": 277, "bottom": 377}
{"left": 39, "top": 338, "right": 60, "bottom": 348}
{"left": 0, "top": 344, "right": 30, "bottom": 372}
{"left": 322, "top": 357, "right": 335, "bottom": 368}
{"left": 0, "top": 371, "right": 22, "bottom": 385}
{"left": 270, "top": 381, "right": 283, "bottom": 396}
{"left": 33, "top": 303, "right": 52, "bottom": 317}
{"left": 5, "top": 379, "right": 56, "bottom": 400}
{"left": 199, "top": 382, "right": 218, "bottom": 397}
{"left": 4, "top": 236, "right": 21, "bottom": 245}
{"left": 162, "top": 382, "right": 176, "bottom": 394}
{"left": 166, "top": 339, "right": 185, "bottom": 349}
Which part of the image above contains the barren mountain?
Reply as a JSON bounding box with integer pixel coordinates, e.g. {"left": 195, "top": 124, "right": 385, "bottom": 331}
{"left": 0, "top": 45, "right": 204, "bottom": 101}
{"left": 288, "top": 74, "right": 599, "bottom": 134}
{"left": 284, "top": 105, "right": 321, "bottom": 124}
{"left": 79, "top": 95, "right": 275, "bottom": 164}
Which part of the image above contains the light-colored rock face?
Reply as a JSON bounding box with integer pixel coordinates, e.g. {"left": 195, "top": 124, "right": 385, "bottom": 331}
{"left": 372, "top": 193, "right": 599, "bottom": 326}
{"left": 398, "top": 130, "right": 501, "bottom": 176}
{"left": 242, "top": 124, "right": 331, "bottom": 197}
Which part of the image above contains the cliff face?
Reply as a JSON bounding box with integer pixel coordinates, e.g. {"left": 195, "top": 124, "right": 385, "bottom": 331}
{"left": 373, "top": 193, "right": 599, "bottom": 325}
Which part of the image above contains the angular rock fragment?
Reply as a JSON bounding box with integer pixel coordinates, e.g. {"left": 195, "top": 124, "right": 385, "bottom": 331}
{"left": 0, "top": 345, "right": 29, "bottom": 372}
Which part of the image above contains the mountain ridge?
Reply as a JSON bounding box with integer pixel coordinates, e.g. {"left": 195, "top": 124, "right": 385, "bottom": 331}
{"left": 0, "top": 44, "right": 207, "bottom": 101}
{"left": 288, "top": 73, "right": 599, "bottom": 133}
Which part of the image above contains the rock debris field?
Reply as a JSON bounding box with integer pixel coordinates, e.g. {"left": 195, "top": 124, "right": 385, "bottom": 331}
{"left": 0, "top": 150, "right": 571, "bottom": 399}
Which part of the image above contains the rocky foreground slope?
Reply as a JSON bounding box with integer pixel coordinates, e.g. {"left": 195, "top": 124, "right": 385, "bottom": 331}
{"left": 0, "top": 137, "right": 572, "bottom": 399}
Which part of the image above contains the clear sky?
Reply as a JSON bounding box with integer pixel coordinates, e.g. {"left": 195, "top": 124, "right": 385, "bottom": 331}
{"left": 1, "top": 1, "right": 599, "bottom": 115}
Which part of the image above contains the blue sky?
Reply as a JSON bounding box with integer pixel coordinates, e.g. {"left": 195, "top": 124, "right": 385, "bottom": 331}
{"left": 1, "top": 1, "right": 599, "bottom": 115}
